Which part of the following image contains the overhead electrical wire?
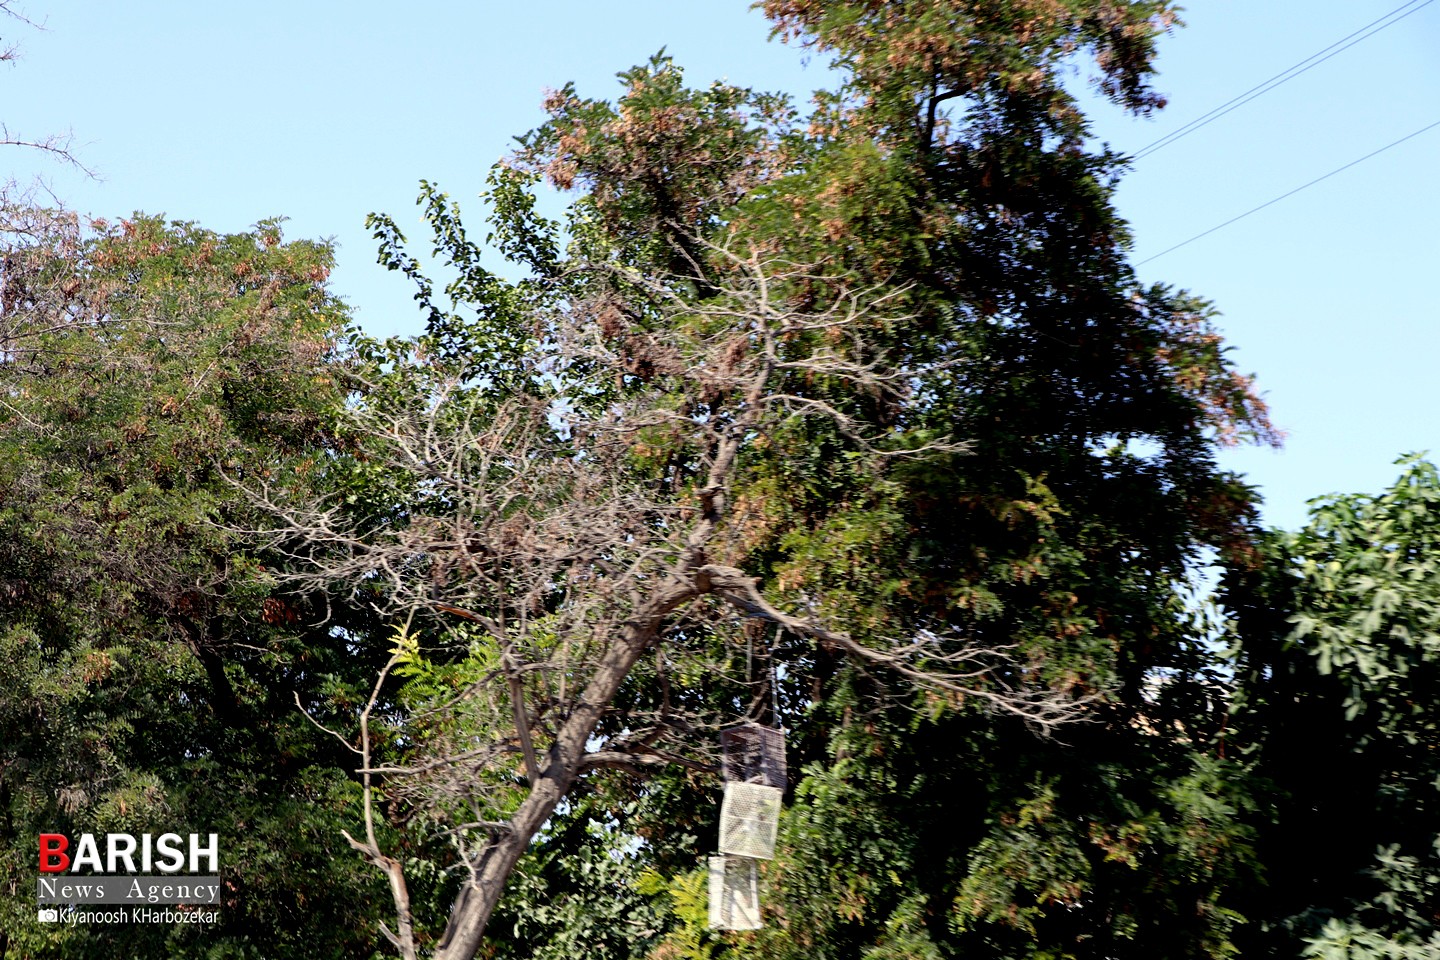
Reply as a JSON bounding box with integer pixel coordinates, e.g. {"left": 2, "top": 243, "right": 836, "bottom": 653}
{"left": 1131, "top": 0, "right": 1436, "bottom": 161}
{"left": 1137, "top": 117, "right": 1440, "bottom": 265}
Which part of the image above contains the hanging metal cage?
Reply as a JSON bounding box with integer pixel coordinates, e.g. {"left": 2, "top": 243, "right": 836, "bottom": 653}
{"left": 719, "top": 722, "right": 787, "bottom": 789}
{"left": 718, "top": 782, "right": 782, "bottom": 860}
{"left": 707, "top": 855, "right": 762, "bottom": 930}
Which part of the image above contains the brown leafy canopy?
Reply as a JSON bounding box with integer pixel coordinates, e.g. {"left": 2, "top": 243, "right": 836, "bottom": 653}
{"left": 763, "top": 0, "right": 1177, "bottom": 122}
{"left": 0, "top": 207, "right": 348, "bottom": 741}
{"left": 519, "top": 57, "right": 800, "bottom": 292}
{"left": 521, "top": 15, "right": 1273, "bottom": 460}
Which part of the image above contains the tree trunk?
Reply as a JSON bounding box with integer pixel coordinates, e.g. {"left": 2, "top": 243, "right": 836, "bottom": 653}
{"left": 432, "top": 575, "right": 700, "bottom": 960}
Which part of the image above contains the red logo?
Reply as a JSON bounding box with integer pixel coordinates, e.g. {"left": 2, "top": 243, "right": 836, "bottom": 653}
{"left": 39, "top": 834, "right": 70, "bottom": 873}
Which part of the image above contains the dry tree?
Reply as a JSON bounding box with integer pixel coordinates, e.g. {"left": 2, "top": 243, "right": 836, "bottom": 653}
{"left": 247, "top": 238, "right": 1093, "bottom": 960}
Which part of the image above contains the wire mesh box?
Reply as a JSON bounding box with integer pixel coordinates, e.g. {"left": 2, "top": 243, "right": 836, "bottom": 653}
{"left": 707, "top": 855, "right": 761, "bottom": 930}
{"left": 719, "top": 722, "right": 787, "bottom": 788}
{"left": 718, "top": 782, "right": 782, "bottom": 860}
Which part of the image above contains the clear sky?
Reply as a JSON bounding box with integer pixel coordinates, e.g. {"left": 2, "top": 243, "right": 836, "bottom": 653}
{"left": 4, "top": 1, "right": 1437, "bottom": 533}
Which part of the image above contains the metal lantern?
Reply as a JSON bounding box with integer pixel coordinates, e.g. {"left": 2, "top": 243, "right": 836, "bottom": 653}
{"left": 718, "top": 782, "right": 782, "bottom": 860}
{"left": 719, "top": 721, "right": 787, "bottom": 789}
{"left": 707, "top": 855, "right": 761, "bottom": 930}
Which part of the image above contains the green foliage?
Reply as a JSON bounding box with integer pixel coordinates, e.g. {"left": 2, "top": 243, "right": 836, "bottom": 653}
{"left": 1286, "top": 457, "right": 1440, "bottom": 742}
{"left": 1223, "top": 456, "right": 1440, "bottom": 957}
{"left": 6, "top": 4, "right": 1382, "bottom": 958}
{"left": 719, "top": 711, "right": 1256, "bottom": 960}
{"left": 0, "top": 210, "right": 391, "bottom": 958}
{"left": 1, "top": 5, "right": 1428, "bottom": 960}
{"left": 481, "top": 796, "right": 672, "bottom": 960}
{"left": 634, "top": 866, "right": 717, "bottom": 960}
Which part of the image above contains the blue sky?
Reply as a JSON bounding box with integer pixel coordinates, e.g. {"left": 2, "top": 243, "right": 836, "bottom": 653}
{"left": 4, "top": 1, "right": 1437, "bottom": 532}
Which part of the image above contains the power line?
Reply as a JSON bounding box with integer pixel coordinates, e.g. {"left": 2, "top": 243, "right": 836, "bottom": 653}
{"left": 1137, "top": 117, "right": 1440, "bottom": 265}
{"left": 1132, "top": 0, "right": 1435, "bottom": 161}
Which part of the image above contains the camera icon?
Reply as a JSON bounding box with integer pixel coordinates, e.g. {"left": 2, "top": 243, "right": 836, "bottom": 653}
{"left": 38, "top": 908, "right": 59, "bottom": 922}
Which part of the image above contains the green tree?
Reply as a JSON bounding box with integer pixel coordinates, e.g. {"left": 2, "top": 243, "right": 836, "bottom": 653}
{"left": 0, "top": 209, "right": 391, "bottom": 959}
{"left": 1223, "top": 456, "right": 1440, "bottom": 959}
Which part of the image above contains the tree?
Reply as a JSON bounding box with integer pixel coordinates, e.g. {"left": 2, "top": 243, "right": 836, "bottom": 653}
{"left": 260, "top": 195, "right": 1081, "bottom": 960}
{"left": 0, "top": 209, "right": 392, "bottom": 959}
{"left": 1222, "top": 456, "right": 1440, "bottom": 959}
{"left": 261, "top": 2, "right": 1279, "bottom": 957}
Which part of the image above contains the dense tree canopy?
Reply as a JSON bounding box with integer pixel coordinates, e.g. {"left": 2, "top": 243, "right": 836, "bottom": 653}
{"left": 260, "top": 1, "right": 1284, "bottom": 957}
{"left": 458, "top": 4, "right": 1268, "bottom": 955}
{"left": 0, "top": 210, "right": 390, "bottom": 959}
{"left": 1222, "top": 456, "right": 1440, "bottom": 959}
{"left": 1, "top": 4, "right": 1436, "bottom": 960}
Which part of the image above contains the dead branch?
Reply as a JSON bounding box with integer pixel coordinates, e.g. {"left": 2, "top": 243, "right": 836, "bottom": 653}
{"left": 242, "top": 238, "right": 1087, "bottom": 960}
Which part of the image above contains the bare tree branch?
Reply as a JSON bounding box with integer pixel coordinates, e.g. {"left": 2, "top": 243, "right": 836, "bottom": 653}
{"left": 240, "top": 238, "right": 1089, "bottom": 959}
{"left": 1, "top": 6, "right": 98, "bottom": 181}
